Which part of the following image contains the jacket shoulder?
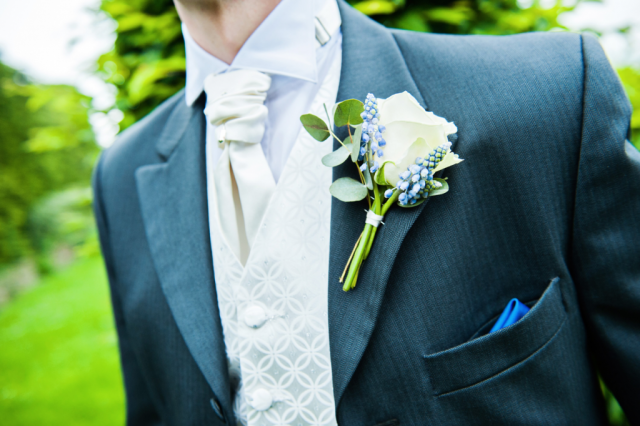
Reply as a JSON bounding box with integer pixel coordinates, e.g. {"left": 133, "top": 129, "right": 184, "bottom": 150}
{"left": 390, "top": 31, "right": 586, "bottom": 142}
{"left": 391, "top": 30, "right": 585, "bottom": 103}
{"left": 391, "top": 30, "right": 583, "bottom": 71}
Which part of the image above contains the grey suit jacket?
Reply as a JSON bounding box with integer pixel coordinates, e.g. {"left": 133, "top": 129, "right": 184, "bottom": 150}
{"left": 92, "top": 3, "right": 640, "bottom": 425}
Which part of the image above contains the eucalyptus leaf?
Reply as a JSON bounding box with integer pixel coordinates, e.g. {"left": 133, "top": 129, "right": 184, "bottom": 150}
{"left": 300, "top": 114, "right": 330, "bottom": 141}
{"left": 429, "top": 178, "right": 449, "bottom": 196}
{"left": 363, "top": 167, "right": 373, "bottom": 190}
{"left": 321, "top": 145, "right": 351, "bottom": 167}
{"left": 398, "top": 198, "right": 426, "bottom": 208}
{"left": 329, "top": 177, "right": 368, "bottom": 202}
{"left": 351, "top": 124, "right": 363, "bottom": 162}
{"left": 334, "top": 99, "right": 365, "bottom": 127}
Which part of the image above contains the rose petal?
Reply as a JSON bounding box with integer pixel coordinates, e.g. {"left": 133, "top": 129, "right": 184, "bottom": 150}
{"left": 378, "top": 92, "right": 454, "bottom": 130}
{"left": 381, "top": 121, "right": 449, "bottom": 165}
{"left": 444, "top": 121, "right": 457, "bottom": 135}
{"left": 433, "top": 150, "right": 464, "bottom": 173}
{"left": 383, "top": 137, "right": 432, "bottom": 186}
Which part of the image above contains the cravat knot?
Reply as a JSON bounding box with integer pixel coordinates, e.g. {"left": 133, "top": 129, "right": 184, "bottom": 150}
{"left": 203, "top": 69, "right": 272, "bottom": 145}
{"left": 203, "top": 69, "right": 275, "bottom": 265}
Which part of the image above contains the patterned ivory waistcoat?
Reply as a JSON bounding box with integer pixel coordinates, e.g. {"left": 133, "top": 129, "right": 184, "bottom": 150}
{"left": 206, "top": 53, "right": 342, "bottom": 426}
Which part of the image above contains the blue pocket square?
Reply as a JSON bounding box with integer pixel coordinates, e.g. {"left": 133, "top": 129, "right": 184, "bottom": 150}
{"left": 489, "top": 298, "right": 530, "bottom": 333}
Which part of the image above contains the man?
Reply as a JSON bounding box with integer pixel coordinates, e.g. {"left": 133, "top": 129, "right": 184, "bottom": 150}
{"left": 92, "top": 0, "right": 640, "bottom": 424}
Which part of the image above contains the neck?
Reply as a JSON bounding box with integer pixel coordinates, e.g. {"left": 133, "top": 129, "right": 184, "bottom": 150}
{"left": 175, "top": 0, "right": 281, "bottom": 64}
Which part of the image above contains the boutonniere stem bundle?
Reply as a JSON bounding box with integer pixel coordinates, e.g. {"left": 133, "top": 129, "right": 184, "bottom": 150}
{"left": 301, "top": 92, "right": 463, "bottom": 292}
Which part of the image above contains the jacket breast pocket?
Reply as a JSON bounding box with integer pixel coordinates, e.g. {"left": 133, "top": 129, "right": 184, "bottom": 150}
{"left": 423, "top": 277, "right": 567, "bottom": 396}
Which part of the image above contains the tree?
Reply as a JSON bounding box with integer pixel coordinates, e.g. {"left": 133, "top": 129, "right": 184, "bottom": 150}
{"left": 0, "top": 63, "right": 99, "bottom": 266}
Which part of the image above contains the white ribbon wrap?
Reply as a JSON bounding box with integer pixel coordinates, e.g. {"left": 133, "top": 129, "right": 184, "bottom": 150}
{"left": 365, "top": 210, "right": 384, "bottom": 228}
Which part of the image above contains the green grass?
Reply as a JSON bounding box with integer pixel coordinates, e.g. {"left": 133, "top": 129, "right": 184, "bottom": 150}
{"left": 0, "top": 257, "right": 125, "bottom": 425}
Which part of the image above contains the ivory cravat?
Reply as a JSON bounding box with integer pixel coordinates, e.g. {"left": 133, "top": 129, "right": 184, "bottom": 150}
{"left": 203, "top": 70, "right": 275, "bottom": 265}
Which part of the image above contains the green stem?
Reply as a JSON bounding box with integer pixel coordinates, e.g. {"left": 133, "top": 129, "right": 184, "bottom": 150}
{"left": 363, "top": 182, "right": 381, "bottom": 260}
{"left": 365, "top": 188, "right": 400, "bottom": 258}
{"left": 382, "top": 189, "right": 400, "bottom": 216}
{"left": 342, "top": 188, "right": 401, "bottom": 292}
{"left": 364, "top": 227, "right": 377, "bottom": 260}
{"left": 343, "top": 224, "right": 373, "bottom": 291}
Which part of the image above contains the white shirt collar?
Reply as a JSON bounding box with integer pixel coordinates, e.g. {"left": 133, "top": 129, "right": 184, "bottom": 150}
{"left": 184, "top": 0, "right": 329, "bottom": 106}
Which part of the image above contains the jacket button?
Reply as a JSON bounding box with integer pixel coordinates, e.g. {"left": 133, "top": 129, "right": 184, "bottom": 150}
{"left": 249, "top": 388, "right": 273, "bottom": 411}
{"left": 209, "top": 398, "right": 225, "bottom": 422}
{"left": 244, "top": 305, "right": 268, "bottom": 328}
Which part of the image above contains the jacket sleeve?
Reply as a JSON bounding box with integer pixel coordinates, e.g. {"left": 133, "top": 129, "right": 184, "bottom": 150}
{"left": 92, "top": 154, "right": 164, "bottom": 426}
{"left": 571, "top": 34, "right": 640, "bottom": 423}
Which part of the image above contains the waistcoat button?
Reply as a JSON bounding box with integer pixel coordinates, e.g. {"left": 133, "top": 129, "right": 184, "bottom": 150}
{"left": 244, "top": 305, "right": 268, "bottom": 328}
{"left": 249, "top": 388, "right": 273, "bottom": 411}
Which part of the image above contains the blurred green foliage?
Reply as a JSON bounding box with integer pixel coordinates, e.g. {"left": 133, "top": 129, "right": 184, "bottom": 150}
{"left": 97, "top": 0, "right": 184, "bottom": 129}
{"left": 618, "top": 67, "right": 640, "bottom": 148}
{"left": 0, "top": 257, "right": 124, "bottom": 425}
{"left": 0, "top": 63, "right": 99, "bottom": 269}
{"left": 27, "top": 188, "right": 101, "bottom": 271}
{"left": 352, "top": 0, "right": 573, "bottom": 34}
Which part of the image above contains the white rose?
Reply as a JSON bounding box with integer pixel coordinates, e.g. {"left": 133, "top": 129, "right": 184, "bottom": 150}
{"left": 374, "top": 92, "right": 461, "bottom": 186}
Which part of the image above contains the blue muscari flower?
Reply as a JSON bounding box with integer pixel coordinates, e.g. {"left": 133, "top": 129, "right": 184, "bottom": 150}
{"left": 360, "top": 163, "right": 367, "bottom": 172}
{"left": 420, "top": 142, "right": 451, "bottom": 171}
{"left": 371, "top": 161, "right": 380, "bottom": 173}
{"left": 358, "top": 93, "right": 388, "bottom": 163}
{"left": 384, "top": 189, "right": 394, "bottom": 198}
{"left": 392, "top": 153, "right": 450, "bottom": 206}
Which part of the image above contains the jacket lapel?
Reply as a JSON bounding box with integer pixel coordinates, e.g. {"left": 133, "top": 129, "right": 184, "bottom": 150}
{"left": 329, "top": 2, "right": 429, "bottom": 408}
{"left": 135, "top": 95, "right": 233, "bottom": 421}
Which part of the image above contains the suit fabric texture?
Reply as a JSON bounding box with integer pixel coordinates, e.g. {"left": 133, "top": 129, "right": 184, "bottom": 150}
{"left": 92, "top": 2, "right": 639, "bottom": 425}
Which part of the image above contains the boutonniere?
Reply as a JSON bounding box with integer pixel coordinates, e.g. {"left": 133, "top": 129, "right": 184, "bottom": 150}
{"left": 300, "top": 92, "right": 463, "bottom": 292}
